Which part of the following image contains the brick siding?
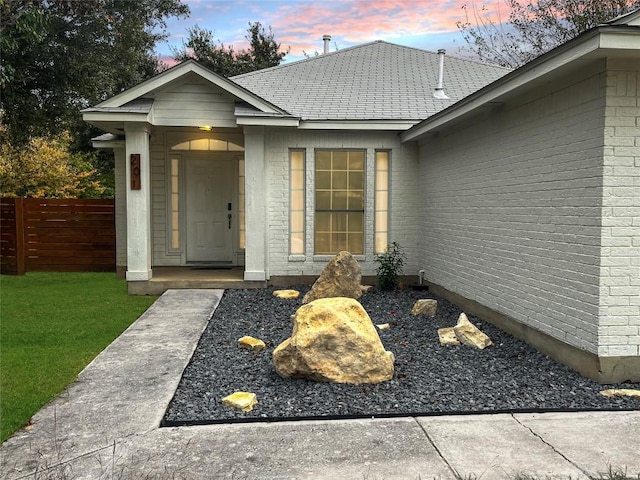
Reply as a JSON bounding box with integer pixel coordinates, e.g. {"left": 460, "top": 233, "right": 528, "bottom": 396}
{"left": 263, "top": 129, "right": 420, "bottom": 277}
{"left": 598, "top": 62, "right": 640, "bottom": 356}
{"left": 417, "top": 65, "right": 608, "bottom": 354}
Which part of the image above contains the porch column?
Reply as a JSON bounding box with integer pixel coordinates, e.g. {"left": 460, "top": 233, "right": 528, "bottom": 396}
{"left": 124, "top": 122, "right": 152, "bottom": 281}
{"left": 243, "top": 126, "right": 268, "bottom": 281}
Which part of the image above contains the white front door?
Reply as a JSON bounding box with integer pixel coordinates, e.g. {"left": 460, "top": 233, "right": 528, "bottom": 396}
{"left": 185, "top": 158, "right": 233, "bottom": 263}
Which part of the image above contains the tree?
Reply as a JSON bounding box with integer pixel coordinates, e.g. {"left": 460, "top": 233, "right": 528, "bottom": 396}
{"left": 0, "top": 0, "right": 190, "bottom": 146}
{"left": 172, "top": 22, "right": 289, "bottom": 77}
{"left": 458, "top": 0, "right": 640, "bottom": 67}
{"left": 0, "top": 134, "right": 106, "bottom": 198}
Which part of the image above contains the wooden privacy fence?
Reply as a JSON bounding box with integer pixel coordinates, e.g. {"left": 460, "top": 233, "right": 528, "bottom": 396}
{"left": 1, "top": 198, "right": 115, "bottom": 274}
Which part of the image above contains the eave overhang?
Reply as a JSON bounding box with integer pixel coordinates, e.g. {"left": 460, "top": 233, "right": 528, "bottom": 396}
{"left": 236, "top": 116, "right": 301, "bottom": 127}
{"left": 298, "top": 120, "right": 419, "bottom": 131}
{"left": 82, "top": 112, "right": 152, "bottom": 136}
{"left": 90, "top": 133, "right": 125, "bottom": 149}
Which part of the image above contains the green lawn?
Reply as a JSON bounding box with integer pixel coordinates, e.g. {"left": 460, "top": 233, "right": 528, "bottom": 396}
{"left": 0, "top": 272, "right": 157, "bottom": 443}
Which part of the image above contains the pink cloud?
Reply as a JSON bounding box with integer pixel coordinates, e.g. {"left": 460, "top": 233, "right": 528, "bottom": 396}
{"left": 265, "top": 0, "right": 500, "bottom": 57}
{"left": 158, "top": 1, "right": 509, "bottom": 63}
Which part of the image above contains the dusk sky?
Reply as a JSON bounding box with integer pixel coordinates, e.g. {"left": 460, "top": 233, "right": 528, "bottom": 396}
{"left": 157, "top": 0, "right": 507, "bottom": 65}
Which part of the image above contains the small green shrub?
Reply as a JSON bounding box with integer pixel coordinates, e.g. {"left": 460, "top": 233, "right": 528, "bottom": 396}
{"left": 374, "top": 242, "right": 406, "bottom": 291}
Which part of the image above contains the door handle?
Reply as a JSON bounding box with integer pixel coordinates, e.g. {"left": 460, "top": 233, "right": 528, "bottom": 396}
{"left": 228, "top": 213, "right": 232, "bottom": 229}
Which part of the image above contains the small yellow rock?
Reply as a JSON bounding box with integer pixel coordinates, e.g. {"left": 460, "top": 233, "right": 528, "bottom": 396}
{"left": 600, "top": 389, "right": 640, "bottom": 398}
{"left": 222, "top": 392, "right": 258, "bottom": 412}
{"left": 238, "top": 336, "right": 266, "bottom": 352}
{"left": 273, "top": 289, "right": 300, "bottom": 299}
{"left": 411, "top": 299, "right": 438, "bottom": 316}
{"left": 437, "top": 327, "right": 461, "bottom": 346}
{"left": 454, "top": 313, "right": 492, "bottom": 349}
{"left": 376, "top": 323, "right": 391, "bottom": 330}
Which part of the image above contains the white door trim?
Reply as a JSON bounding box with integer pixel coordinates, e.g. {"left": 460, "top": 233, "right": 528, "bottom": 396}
{"left": 184, "top": 156, "right": 235, "bottom": 264}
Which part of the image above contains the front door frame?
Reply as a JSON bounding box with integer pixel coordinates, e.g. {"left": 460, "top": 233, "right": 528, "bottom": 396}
{"left": 179, "top": 151, "right": 241, "bottom": 266}
{"left": 184, "top": 155, "right": 236, "bottom": 264}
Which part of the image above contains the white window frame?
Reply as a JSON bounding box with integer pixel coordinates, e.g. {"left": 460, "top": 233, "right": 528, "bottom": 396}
{"left": 289, "top": 149, "right": 306, "bottom": 255}
{"left": 313, "top": 149, "right": 366, "bottom": 255}
{"left": 374, "top": 150, "right": 390, "bottom": 254}
{"left": 166, "top": 154, "right": 183, "bottom": 255}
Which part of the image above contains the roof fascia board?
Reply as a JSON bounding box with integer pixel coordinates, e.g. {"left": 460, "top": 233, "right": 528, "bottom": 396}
{"left": 400, "top": 30, "right": 604, "bottom": 142}
{"left": 298, "top": 120, "right": 417, "bottom": 130}
{"left": 236, "top": 117, "right": 300, "bottom": 127}
{"left": 95, "top": 61, "right": 284, "bottom": 115}
{"left": 83, "top": 111, "right": 151, "bottom": 123}
{"left": 92, "top": 140, "right": 125, "bottom": 149}
{"left": 599, "top": 28, "right": 640, "bottom": 48}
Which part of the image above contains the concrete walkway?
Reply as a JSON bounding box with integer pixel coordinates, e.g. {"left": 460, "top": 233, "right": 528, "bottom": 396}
{"left": 1, "top": 289, "right": 638, "bottom": 480}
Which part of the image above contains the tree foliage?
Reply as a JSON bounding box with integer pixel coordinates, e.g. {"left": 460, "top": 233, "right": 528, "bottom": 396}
{"left": 172, "top": 22, "right": 289, "bottom": 77}
{"left": 0, "top": 134, "right": 107, "bottom": 198}
{"left": 0, "top": 0, "right": 190, "bottom": 145}
{"left": 458, "top": 0, "right": 640, "bottom": 67}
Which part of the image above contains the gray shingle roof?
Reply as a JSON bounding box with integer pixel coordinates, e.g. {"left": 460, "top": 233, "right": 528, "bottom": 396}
{"left": 232, "top": 41, "right": 509, "bottom": 122}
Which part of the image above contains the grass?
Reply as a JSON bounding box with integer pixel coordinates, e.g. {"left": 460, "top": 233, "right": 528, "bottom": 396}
{"left": 0, "top": 272, "right": 157, "bottom": 443}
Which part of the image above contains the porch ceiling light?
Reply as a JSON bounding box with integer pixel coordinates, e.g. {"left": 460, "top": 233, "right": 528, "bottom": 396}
{"left": 199, "top": 125, "right": 212, "bottom": 131}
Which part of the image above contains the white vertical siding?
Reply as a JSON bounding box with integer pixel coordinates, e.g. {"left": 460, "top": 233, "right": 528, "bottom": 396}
{"left": 598, "top": 60, "right": 640, "bottom": 357}
{"left": 151, "top": 129, "right": 178, "bottom": 265}
{"left": 417, "top": 64, "right": 607, "bottom": 354}
{"left": 264, "top": 129, "right": 420, "bottom": 277}
{"left": 152, "top": 74, "right": 237, "bottom": 128}
{"left": 114, "top": 147, "right": 127, "bottom": 268}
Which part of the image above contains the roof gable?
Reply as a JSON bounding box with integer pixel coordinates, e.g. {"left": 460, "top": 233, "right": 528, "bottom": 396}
{"left": 92, "top": 60, "right": 286, "bottom": 115}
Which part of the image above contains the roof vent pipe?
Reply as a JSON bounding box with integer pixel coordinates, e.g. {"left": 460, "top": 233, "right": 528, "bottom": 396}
{"left": 322, "top": 35, "right": 331, "bottom": 54}
{"left": 433, "top": 49, "right": 449, "bottom": 99}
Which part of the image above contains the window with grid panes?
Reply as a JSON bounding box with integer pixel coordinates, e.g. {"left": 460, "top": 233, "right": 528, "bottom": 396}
{"left": 314, "top": 150, "right": 365, "bottom": 254}
{"left": 290, "top": 150, "right": 305, "bottom": 254}
{"left": 374, "top": 150, "right": 389, "bottom": 253}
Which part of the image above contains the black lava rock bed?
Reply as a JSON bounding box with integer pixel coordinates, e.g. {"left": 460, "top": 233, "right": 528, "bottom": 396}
{"left": 163, "top": 286, "right": 638, "bottom": 425}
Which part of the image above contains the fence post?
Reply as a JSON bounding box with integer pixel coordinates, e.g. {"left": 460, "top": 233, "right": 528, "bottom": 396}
{"left": 15, "top": 198, "right": 25, "bottom": 275}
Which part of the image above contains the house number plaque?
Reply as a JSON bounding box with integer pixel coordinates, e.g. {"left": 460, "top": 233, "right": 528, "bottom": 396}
{"left": 130, "top": 154, "right": 141, "bottom": 190}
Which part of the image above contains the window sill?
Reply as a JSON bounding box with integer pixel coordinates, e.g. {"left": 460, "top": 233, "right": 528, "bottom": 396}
{"left": 288, "top": 254, "right": 307, "bottom": 262}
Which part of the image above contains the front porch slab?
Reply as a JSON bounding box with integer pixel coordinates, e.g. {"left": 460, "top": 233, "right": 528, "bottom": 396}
{"left": 128, "top": 267, "right": 266, "bottom": 295}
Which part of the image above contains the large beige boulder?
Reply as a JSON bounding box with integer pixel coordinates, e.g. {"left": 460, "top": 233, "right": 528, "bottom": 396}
{"left": 273, "top": 297, "right": 394, "bottom": 384}
{"left": 302, "top": 251, "right": 362, "bottom": 304}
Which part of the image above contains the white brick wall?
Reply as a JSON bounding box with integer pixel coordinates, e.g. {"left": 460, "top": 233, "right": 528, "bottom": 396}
{"left": 263, "top": 129, "right": 420, "bottom": 277}
{"left": 598, "top": 61, "right": 640, "bottom": 357}
{"left": 417, "top": 65, "right": 607, "bottom": 354}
